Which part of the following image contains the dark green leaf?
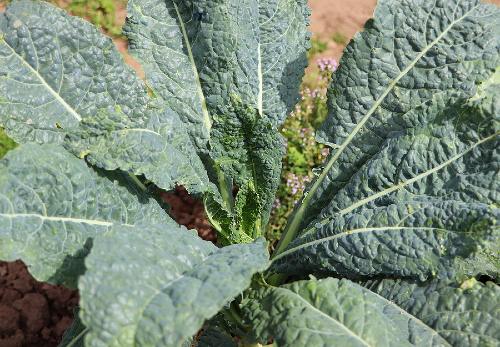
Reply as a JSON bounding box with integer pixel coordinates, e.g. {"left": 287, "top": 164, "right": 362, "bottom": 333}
{"left": 0, "top": 143, "right": 168, "bottom": 287}
{"left": 0, "top": 0, "right": 147, "bottom": 144}
{"left": 365, "top": 278, "right": 500, "bottom": 347}
{"left": 273, "top": 0, "right": 500, "bottom": 282}
{"left": 243, "top": 277, "right": 452, "bottom": 347}
{"left": 80, "top": 230, "right": 269, "bottom": 347}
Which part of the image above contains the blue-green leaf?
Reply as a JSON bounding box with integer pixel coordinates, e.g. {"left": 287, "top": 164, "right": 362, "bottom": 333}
{"left": 0, "top": 0, "right": 147, "bottom": 144}
{"left": 125, "top": 0, "right": 310, "bottom": 130}
{"left": 65, "top": 103, "right": 216, "bottom": 195}
{"left": 272, "top": 98, "right": 499, "bottom": 280}
{"left": 242, "top": 277, "right": 452, "bottom": 347}
{"left": 274, "top": 0, "right": 500, "bottom": 281}
{"left": 365, "top": 278, "right": 500, "bottom": 347}
{"left": 0, "top": 143, "right": 168, "bottom": 287}
{"left": 280, "top": 0, "right": 499, "bottom": 238}
{"left": 80, "top": 231, "right": 269, "bottom": 347}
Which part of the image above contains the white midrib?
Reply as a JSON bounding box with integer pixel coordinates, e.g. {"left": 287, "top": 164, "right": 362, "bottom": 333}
{"left": 272, "top": 226, "right": 453, "bottom": 263}
{"left": 272, "top": 5, "right": 480, "bottom": 256}
{"left": 280, "top": 287, "right": 372, "bottom": 347}
{"left": 272, "top": 132, "right": 499, "bottom": 262}
{"left": 0, "top": 212, "right": 133, "bottom": 227}
{"left": 365, "top": 288, "right": 450, "bottom": 347}
{"left": 172, "top": 1, "right": 212, "bottom": 132}
{"left": 3, "top": 40, "right": 82, "bottom": 121}
{"left": 64, "top": 327, "right": 89, "bottom": 347}
{"left": 115, "top": 128, "right": 162, "bottom": 137}
{"left": 273, "top": 132, "right": 499, "bottom": 260}
{"left": 257, "top": 43, "right": 263, "bottom": 115}
{"left": 337, "top": 132, "right": 498, "bottom": 216}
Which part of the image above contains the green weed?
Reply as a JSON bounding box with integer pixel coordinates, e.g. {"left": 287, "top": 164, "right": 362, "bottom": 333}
{"left": 332, "top": 31, "right": 348, "bottom": 45}
{"left": 266, "top": 58, "right": 337, "bottom": 247}
{"left": 307, "top": 37, "right": 328, "bottom": 58}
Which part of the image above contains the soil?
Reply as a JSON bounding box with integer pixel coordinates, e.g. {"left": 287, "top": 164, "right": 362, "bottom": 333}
{"left": 308, "top": 0, "right": 376, "bottom": 61}
{"left": 0, "top": 261, "right": 79, "bottom": 347}
{"left": 161, "top": 188, "right": 217, "bottom": 243}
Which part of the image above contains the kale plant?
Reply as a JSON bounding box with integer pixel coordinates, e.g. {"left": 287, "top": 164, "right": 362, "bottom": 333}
{"left": 0, "top": 0, "right": 499, "bottom": 346}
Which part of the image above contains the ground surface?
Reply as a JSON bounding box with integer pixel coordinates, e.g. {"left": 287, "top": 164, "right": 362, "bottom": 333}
{"left": 308, "top": 0, "right": 376, "bottom": 60}
{"left": 0, "top": 261, "right": 78, "bottom": 347}
{"left": 1, "top": 0, "right": 498, "bottom": 346}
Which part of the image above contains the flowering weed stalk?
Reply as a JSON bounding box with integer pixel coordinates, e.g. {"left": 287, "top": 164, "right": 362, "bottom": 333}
{"left": 267, "top": 57, "right": 338, "bottom": 247}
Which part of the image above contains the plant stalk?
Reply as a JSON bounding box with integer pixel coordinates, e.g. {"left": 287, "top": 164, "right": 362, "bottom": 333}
{"left": 127, "top": 172, "right": 148, "bottom": 193}
{"left": 272, "top": 146, "right": 340, "bottom": 257}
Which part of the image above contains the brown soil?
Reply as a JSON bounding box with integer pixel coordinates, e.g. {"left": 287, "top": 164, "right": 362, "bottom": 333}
{"left": 161, "top": 188, "right": 217, "bottom": 243}
{"left": 0, "top": 261, "right": 78, "bottom": 347}
{"left": 308, "top": 0, "right": 376, "bottom": 60}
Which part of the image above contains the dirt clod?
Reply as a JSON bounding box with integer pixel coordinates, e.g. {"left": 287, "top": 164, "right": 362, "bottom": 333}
{"left": 0, "top": 304, "right": 20, "bottom": 334}
{"left": 161, "top": 186, "right": 217, "bottom": 242}
{"left": 0, "top": 261, "right": 78, "bottom": 347}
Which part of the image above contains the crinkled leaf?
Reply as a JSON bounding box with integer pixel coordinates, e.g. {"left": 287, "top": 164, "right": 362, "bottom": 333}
{"left": 0, "top": 143, "right": 168, "bottom": 287}
{"left": 125, "top": 0, "right": 310, "bottom": 130}
{"left": 273, "top": 99, "right": 499, "bottom": 281}
{"left": 0, "top": 0, "right": 147, "bottom": 144}
{"left": 274, "top": 0, "right": 500, "bottom": 281}
{"left": 242, "top": 277, "right": 452, "bottom": 347}
{"left": 365, "top": 278, "right": 500, "bottom": 347}
{"left": 80, "top": 229, "right": 269, "bottom": 347}
{"left": 234, "top": 181, "right": 262, "bottom": 241}
{"left": 282, "top": 0, "right": 499, "bottom": 231}
{"left": 65, "top": 103, "right": 215, "bottom": 195}
{"left": 210, "top": 97, "right": 284, "bottom": 232}
{"left": 0, "top": 0, "right": 214, "bottom": 196}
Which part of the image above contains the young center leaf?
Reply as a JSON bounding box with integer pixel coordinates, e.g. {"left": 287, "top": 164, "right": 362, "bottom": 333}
{"left": 79, "top": 229, "right": 268, "bottom": 347}
{"left": 272, "top": 0, "right": 500, "bottom": 281}
{"left": 0, "top": 143, "right": 170, "bottom": 288}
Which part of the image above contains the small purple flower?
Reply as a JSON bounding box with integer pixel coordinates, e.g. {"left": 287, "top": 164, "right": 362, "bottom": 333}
{"left": 316, "top": 57, "right": 338, "bottom": 72}
{"left": 286, "top": 173, "right": 310, "bottom": 197}
{"left": 272, "top": 198, "right": 281, "bottom": 210}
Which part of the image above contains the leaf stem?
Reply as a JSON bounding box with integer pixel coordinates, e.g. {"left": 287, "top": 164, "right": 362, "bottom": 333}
{"left": 216, "top": 165, "right": 234, "bottom": 211}
{"left": 65, "top": 327, "right": 89, "bottom": 347}
{"left": 127, "top": 172, "right": 148, "bottom": 193}
{"left": 222, "top": 302, "right": 249, "bottom": 335}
